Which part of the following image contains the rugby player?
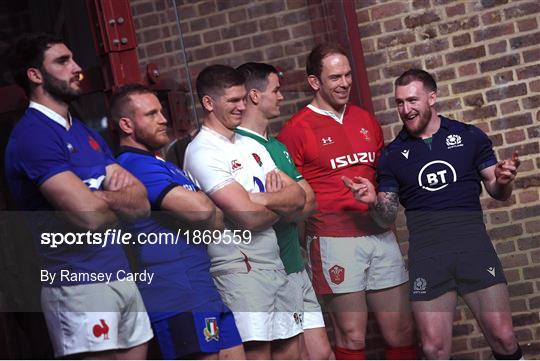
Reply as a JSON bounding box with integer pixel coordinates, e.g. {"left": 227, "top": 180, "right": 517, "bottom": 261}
{"left": 278, "top": 44, "right": 417, "bottom": 360}
{"left": 235, "top": 62, "right": 333, "bottom": 360}
{"left": 343, "top": 68, "right": 522, "bottom": 360}
{"left": 111, "top": 84, "right": 245, "bottom": 360}
{"left": 5, "top": 33, "right": 153, "bottom": 358}
{"left": 184, "top": 65, "right": 306, "bottom": 359}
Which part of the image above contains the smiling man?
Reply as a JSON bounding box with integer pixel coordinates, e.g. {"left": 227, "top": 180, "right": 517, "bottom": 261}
{"left": 5, "top": 33, "right": 152, "bottom": 358}
{"left": 235, "top": 62, "right": 332, "bottom": 360}
{"left": 110, "top": 84, "right": 245, "bottom": 360}
{"left": 184, "top": 65, "right": 305, "bottom": 359}
{"left": 343, "top": 68, "right": 522, "bottom": 360}
{"left": 278, "top": 44, "right": 417, "bottom": 360}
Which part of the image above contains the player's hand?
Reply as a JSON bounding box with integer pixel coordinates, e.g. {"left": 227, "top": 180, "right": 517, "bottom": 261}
{"left": 104, "top": 166, "right": 133, "bottom": 191}
{"left": 495, "top": 151, "right": 520, "bottom": 185}
{"left": 342, "top": 176, "right": 377, "bottom": 204}
{"left": 265, "top": 170, "right": 283, "bottom": 193}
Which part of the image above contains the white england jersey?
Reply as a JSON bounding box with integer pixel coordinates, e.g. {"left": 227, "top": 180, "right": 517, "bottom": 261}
{"left": 184, "top": 126, "right": 284, "bottom": 273}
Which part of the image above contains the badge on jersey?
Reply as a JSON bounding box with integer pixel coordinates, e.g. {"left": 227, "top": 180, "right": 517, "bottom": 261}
{"left": 252, "top": 153, "right": 262, "bottom": 167}
{"left": 88, "top": 136, "right": 102, "bottom": 152}
{"left": 231, "top": 159, "right": 242, "bottom": 171}
{"left": 360, "top": 128, "right": 370, "bottom": 141}
{"left": 203, "top": 317, "right": 219, "bottom": 342}
{"left": 446, "top": 134, "right": 464, "bottom": 149}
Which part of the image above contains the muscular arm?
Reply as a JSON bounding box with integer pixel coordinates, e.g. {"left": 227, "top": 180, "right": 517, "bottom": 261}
{"left": 40, "top": 171, "right": 117, "bottom": 231}
{"left": 93, "top": 164, "right": 150, "bottom": 220}
{"left": 209, "top": 182, "right": 280, "bottom": 232}
{"left": 341, "top": 175, "right": 398, "bottom": 229}
{"left": 161, "top": 187, "right": 224, "bottom": 231}
{"left": 369, "top": 192, "right": 399, "bottom": 229}
{"left": 249, "top": 170, "right": 305, "bottom": 216}
{"left": 480, "top": 151, "right": 520, "bottom": 201}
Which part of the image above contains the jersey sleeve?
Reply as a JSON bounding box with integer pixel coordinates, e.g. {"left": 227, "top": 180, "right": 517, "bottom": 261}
{"left": 276, "top": 141, "right": 303, "bottom": 181}
{"left": 370, "top": 113, "right": 385, "bottom": 167}
{"left": 184, "top": 143, "right": 234, "bottom": 194}
{"left": 376, "top": 149, "right": 399, "bottom": 193}
{"left": 13, "top": 126, "right": 71, "bottom": 186}
{"left": 277, "top": 121, "right": 306, "bottom": 172}
{"left": 469, "top": 125, "right": 497, "bottom": 171}
{"left": 122, "top": 156, "right": 194, "bottom": 209}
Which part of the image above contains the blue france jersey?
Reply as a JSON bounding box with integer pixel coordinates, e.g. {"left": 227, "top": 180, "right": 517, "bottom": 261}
{"left": 116, "top": 147, "right": 222, "bottom": 322}
{"left": 377, "top": 116, "right": 498, "bottom": 258}
{"left": 4, "top": 108, "right": 129, "bottom": 284}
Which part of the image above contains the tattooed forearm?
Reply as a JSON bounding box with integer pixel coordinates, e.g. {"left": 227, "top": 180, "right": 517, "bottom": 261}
{"left": 369, "top": 192, "right": 398, "bottom": 229}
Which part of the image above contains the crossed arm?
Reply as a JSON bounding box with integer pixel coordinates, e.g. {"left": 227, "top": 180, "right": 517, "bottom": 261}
{"left": 209, "top": 170, "right": 305, "bottom": 232}
{"left": 161, "top": 186, "right": 224, "bottom": 231}
{"left": 40, "top": 164, "right": 150, "bottom": 230}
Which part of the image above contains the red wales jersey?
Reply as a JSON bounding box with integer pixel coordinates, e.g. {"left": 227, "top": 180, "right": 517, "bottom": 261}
{"left": 277, "top": 104, "right": 387, "bottom": 237}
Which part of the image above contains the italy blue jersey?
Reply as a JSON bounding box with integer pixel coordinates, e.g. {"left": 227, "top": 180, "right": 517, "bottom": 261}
{"left": 377, "top": 116, "right": 498, "bottom": 259}
{"left": 4, "top": 107, "right": 130, "bottom": 285}
{"left": 116, "top": 147, "right": 223, "bottom": 322}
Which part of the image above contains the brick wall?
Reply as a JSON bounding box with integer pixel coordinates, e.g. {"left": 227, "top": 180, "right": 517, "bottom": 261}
{"left": 356, "top": 1, "right": 540, "bottom": 358}
{"left": 130, "top": 0, "right": 540, "bottom": 358}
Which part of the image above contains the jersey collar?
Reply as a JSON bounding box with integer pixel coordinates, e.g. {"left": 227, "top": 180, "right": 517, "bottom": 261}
{"left": 398, "top": 115, "right": 450, "bottom": 141}
{"left": 307, "top": 104, "right": 346, "bottom": 124}
{"left": 235, "top": 126, "right": 268, "bottom": 142}
{"left": 29, "top": 101, "right": 72, "bottom": 130}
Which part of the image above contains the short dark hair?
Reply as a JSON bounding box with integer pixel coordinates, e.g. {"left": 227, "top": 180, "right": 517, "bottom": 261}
{"left": 395, "top": 69, "right": 437, "bottom": 92}
{"left": 195, "top": 65, "right": 245, "bottom": 106}
{"left": 109, "top": 83, "right": 155, "bottom": 127}
{"left": 6, "top": 32, "right": 64, "bottom": 96}
{"left": 306, "top": 43, "right": 349, "bottom": 78}
{"left": 236, "top": 62, "right": 278, "bottom": 92}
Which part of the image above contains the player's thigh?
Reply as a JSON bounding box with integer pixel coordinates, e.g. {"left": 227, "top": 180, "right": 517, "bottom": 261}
{"left": 411, "top": 291, "right": 457, "bottom": 347}
{"left": 325, "top": 291, "right": 368, "bottom": 336}
{"left": 367, "top": 283, "right": 414, "bottom": 346}
{"left": 462, "top": 283, "right": 515, "bottom": 340}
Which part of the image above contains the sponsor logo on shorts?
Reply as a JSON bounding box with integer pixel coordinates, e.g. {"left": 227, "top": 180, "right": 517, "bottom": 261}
{"left": 203, "top": 317, "right": 219, "bottom": 342}
{"left": 328, "top": 264, "right": 345, "bottom": 285}
{"left": 446, "top": 134, "right": 463, "bottom": 149}
{"left": 92, "top": 319, "right": 110, "bottom": 340}
{"left": 487, "top": 267, "right": 496, "bottom": 277}
{"left": 417, "top": 160, "right": 457, "bottom": 192}
{"left": 293, "top": 312, "right": 303, "bottom": 325}
{"left": 413, "top": 277, "right": 427, "bottom": 294}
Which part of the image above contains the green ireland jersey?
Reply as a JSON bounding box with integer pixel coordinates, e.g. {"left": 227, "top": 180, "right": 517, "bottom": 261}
{"left": 235, "top": 127, "right": 305, "bottom": 274}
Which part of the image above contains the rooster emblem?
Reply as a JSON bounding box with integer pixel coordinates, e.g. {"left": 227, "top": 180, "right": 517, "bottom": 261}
{"left": 92, "top": 319, "right": 110, "bottom": 340}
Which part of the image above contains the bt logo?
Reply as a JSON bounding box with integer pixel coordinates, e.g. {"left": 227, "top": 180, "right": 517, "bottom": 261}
{"left": 417, "top": 160, "right": 457, "bottom": 191}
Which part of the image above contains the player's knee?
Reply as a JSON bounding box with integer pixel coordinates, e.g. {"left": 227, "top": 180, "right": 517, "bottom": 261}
{"left": 384, "top": 320, "right": 415, "bottom": 347}
{"left": 340, "top": 326, "right": 366, "bottom": 350}
{"left": 420, "top": 333, "right": 448, "bottom": 359}
{"left": 491, "top": 326, "right": 517, "bottom": 354}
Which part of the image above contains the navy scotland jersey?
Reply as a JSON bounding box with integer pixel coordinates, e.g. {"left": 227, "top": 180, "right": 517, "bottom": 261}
{"left": 116, "top": 147, "right": 223, "bottom": 322}
{"left": 4, "top": 107, "right": 129, "bottom": 284}
{"left": 377, "top": 116, "right": 498, "bottom": 259}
